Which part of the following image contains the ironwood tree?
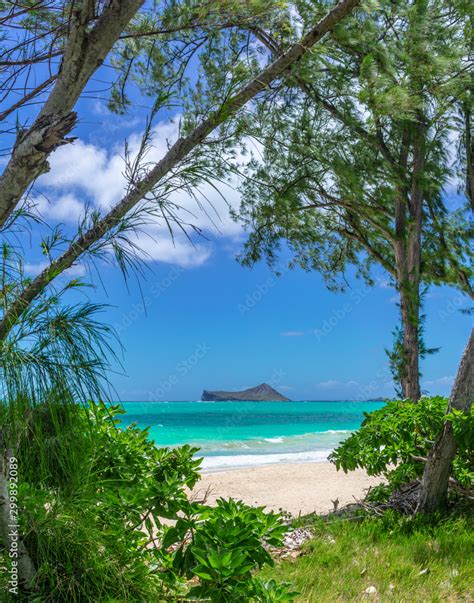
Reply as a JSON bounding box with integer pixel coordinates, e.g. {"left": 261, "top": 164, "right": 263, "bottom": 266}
{"left": 233, "top": 0, "right": 473, "bottom": 400}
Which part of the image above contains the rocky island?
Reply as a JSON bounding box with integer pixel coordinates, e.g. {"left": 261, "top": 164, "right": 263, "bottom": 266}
{"left": 201, "top": 383, "right": 290, "bottom": 402}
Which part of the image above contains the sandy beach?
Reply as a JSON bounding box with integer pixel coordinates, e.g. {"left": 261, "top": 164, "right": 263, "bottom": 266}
{"left": 193, "top": 462, "right": 381, "bottom": 516}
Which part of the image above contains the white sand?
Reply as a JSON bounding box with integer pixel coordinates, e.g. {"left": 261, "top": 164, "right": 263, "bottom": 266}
{"left": 192, "top": 462, "right": 380, "bottom": 516}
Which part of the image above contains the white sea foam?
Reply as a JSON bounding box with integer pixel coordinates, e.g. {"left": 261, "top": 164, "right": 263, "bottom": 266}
{"left": 287, "top": 430, "right": 351, "bottom": 438}
{"left": 200, "top": 449, "right": 331, "bottom": 472}
{"left": 262, "top": 429, "right": 351, "bottom": 440}
{"left": 195, "top": 429, "right": 353, "bottom": 457}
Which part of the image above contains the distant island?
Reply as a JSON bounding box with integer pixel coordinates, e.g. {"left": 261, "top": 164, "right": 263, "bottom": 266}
{"left": 201, "top": 383, "right": 290, "bottom": 402}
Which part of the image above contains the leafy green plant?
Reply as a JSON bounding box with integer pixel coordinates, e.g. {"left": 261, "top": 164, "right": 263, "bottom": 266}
{"left": 330, "top": 397, "right": 473, "bottom": 498}
{"left": 449, "top": 408, "right": 474, "bottom": 489}
{"left": 181, "top": 498, "right": 292, "bottom": 602}
{"left": 1, "top": 402, "right": 293, "bottom": 601}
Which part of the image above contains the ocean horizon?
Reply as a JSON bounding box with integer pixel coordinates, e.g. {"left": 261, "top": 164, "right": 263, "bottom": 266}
{"left": 119, "top": 400, "right": 385, "bottom": 471}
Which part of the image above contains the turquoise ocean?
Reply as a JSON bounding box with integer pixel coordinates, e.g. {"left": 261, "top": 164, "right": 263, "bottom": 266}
{"left": 119, "top": 400, "right": 384, "bottom": 471}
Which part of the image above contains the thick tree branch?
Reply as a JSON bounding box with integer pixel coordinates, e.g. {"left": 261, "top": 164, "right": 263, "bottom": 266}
{"left": 0, "top": 0, "right": 361, "bottom": 341}
{"left": 0, "top": 0, "right": 145, "bottom": 229}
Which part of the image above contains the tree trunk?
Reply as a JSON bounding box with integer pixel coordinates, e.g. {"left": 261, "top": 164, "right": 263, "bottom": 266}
{"left": 399, "top": 283, "right": 421, "bottom": 401}
{"left": 417, "top": 329, "right": 474, "bottom": 513}
{"left": 0, "top": 0, "right": 145, "bottom": 228}
{"left": 464, "top": 101, "right": 474, "bottom": 212}
{"left": 393, "top": 125, "right": 425, "bottom": 402}
{"left": 394, "top": 214, "right": 422, "bottom": 402}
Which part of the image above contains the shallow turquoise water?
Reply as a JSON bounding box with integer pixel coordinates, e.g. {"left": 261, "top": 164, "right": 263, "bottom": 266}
{"left": 119, "top": 400, "right": 384, "bottom": 469}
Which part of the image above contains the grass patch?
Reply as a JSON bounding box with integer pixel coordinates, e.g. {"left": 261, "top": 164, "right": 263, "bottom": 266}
{"left": 263, "top": 511, "right": 474, "bottom": 602}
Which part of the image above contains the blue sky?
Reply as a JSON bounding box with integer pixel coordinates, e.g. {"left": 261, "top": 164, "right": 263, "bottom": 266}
{"left": 93, "top": 252, "right": 469, "bottom": 400}
{"left": 9, "top": 59, "right": 473, "bottom": 402}
{"left": 94, "top": 249, "right": 471, "bottom": 401}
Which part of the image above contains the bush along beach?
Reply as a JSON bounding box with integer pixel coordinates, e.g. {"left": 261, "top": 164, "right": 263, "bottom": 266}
{"left": 1, "top": 401, "right": 294, "bottom": 602}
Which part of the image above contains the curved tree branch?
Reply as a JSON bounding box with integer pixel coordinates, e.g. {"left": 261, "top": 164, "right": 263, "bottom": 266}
{"left": 0, "top": 0, "right": 361, "bottom": 342}
{"left": 0, "top": 0, "right": 145, "bottom": 229}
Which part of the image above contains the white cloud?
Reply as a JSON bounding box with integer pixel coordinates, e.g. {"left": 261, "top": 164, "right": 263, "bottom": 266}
{"left": 36, "top": 120, "right": 246, "bottom": 267}
{"left": 40, "top": 137, "right": 128, "bottom": 210}
{"left": 424, "top": 375, "right": 454, "bottom": 388}
{"left": 34, "top": 193, "right": 85, "bottom": 223}
{"left": 64, "top": 263, "right": 87, "bottom": 277}
{"left": 314, "top": 379, "right": 361, "bottom": 389}
{"left": 443, "top": 127, "right": 462, "bottom": 195}
{"left": 24, "top": 262, "right": 49, "bottom": 276}
{"left": 315, "top": 380, "right": 341, "bottom": 389}
{"left": 130, "top": 232, "right": 212, "bottom": 268}
{"left": 281, "top": 331, "right": 305, "bottom": 337}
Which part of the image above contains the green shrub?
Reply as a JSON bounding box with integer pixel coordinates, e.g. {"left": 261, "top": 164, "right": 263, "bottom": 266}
{"left": 329, "top": 397, "right": 473, "bottom": 499}
{"left": 1, "top": 401, "right": 292, "bottom": 602}
{"left": 180, "top": 498, "right": 293, "bottom": 602}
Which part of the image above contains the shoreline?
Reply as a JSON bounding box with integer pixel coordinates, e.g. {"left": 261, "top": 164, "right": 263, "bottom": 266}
{"left": 192, "top": 461, "right": 381, "bottom": 516}
{"left": 199, "top": 449, "right": 332, "bottom": 472}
